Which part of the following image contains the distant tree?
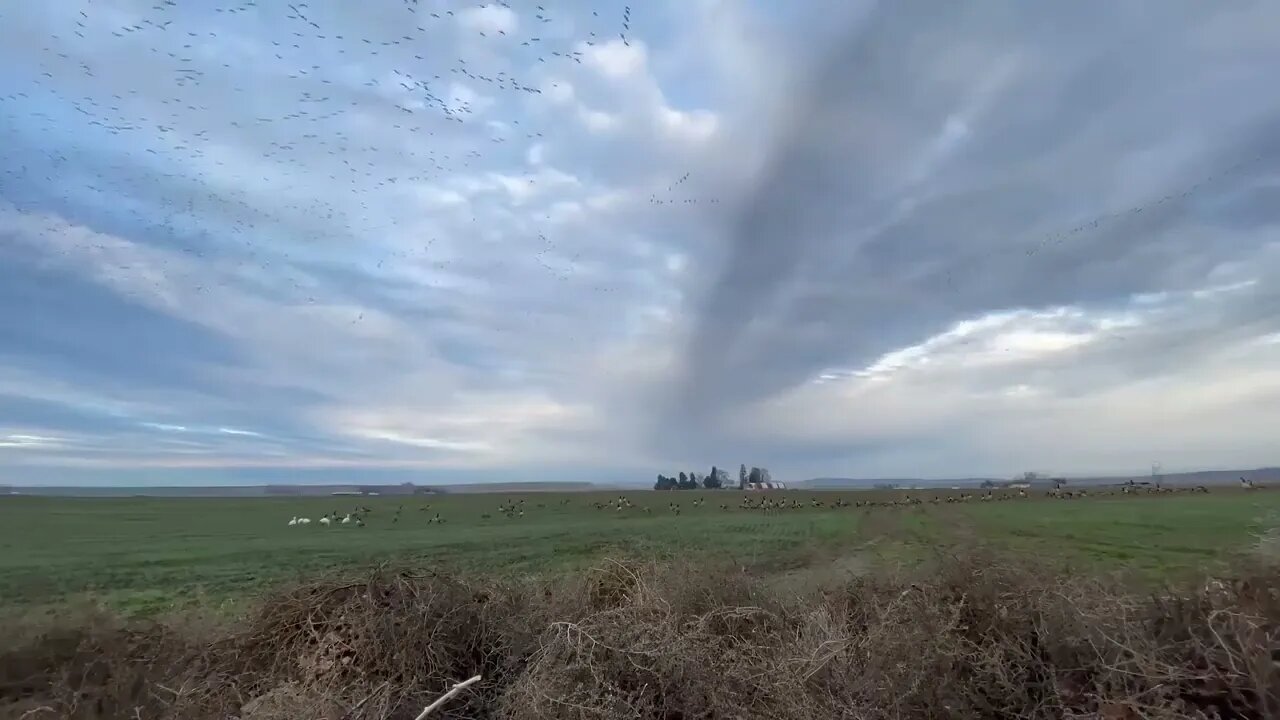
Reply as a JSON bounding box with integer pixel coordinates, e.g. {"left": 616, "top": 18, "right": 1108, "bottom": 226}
{"left": 654, "top": 474, "right": 677, "bottom": 491}
{"left": 679, "top": 474, "right": 698, "bottom": 490}
{"left": 760, "top": 468, "right": 772, "bottom": 485}
{"left": 747, "top": 466, "right": 762, "bottom": 486}
{"left": 703, "top": 466, "right": 722, "bottom": 489}
{"left": 678, "top": 471, "right": 688, "bottom": 485}
{"left": 739, "top": 464, "right": 748, "bottom": 489}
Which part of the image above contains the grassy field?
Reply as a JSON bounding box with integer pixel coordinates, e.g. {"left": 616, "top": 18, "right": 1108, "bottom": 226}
{"left": 6, "top": 489, "right": 1280, "bottom": 719}
{"left": 2, "top": 488, "right": 1278, "bottom": 615}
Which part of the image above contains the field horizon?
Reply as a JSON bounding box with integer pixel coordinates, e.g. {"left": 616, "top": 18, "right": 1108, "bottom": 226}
{"left": 4, "top": 464, "right": 1278, "bottom": 498}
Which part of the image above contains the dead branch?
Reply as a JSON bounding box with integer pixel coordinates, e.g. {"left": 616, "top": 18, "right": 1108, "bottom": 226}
{"left": 413, "top": 675, "right": 482, "bottom": 719}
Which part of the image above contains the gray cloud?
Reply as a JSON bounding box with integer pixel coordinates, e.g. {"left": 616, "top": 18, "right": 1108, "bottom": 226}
{"left": 676, "top": 1, "right": 1280, "bottom": 430}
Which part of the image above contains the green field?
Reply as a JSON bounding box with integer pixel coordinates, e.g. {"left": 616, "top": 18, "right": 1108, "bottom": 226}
{"left": 2, "top": 489, "right": 1278, "bottom": 615}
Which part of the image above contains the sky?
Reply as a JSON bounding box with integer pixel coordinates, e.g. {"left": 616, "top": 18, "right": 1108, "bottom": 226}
{"left": 2, "top": 1, "right": 1279, "bottom": 487}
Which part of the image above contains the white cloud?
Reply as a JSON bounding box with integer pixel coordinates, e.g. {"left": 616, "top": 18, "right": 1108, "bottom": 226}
{"left": 456, "top": 4, "right": 519, "bottom": 36}
{"left": 582, "top": 39, "right": 648, "bottom": 79}
{"left": 657, "top": 107, "right": 719, "bottom": 145}
{"left": 542, "top": 79, "right": 576, "bottom": 105}
{"left": 218, "top": 427, "right": 263, "bottom": 437}
{"left": 352, "top": 429, "right": 493, "bottom": 454}
{"left": 578, "top": 107, "right": 619, "bottom": 133}
{"left": 142, "top": 423, "right": 189, "bottom": 433}
{"left": 0, "top": 434, "right": 66, "bottom": 449}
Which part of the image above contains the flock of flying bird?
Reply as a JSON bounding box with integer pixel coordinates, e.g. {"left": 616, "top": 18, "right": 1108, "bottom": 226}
{"left": 0, "top": 0, "right": 721, "bottom": 328}
{"left": 8, "top": 0, "right": 1231, "bottom": 319}
{"left": 4, "top": 0, "right": 1262, "bottom": 322}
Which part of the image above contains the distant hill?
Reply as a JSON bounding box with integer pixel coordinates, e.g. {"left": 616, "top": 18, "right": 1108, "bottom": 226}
{"left": 1071, "top": 467, "right": 1280, "bottom": 488}
{"left": 799, "top": 477, "right": 1004, "bottom": 489}
{"left": 434, "top": 481, "right": 599, "bottom": 494}
{"left": 798, "top": 467, "right": 1280, "bottom": 490}
{"left": 2, "top": 481, "right": 601, "bottom": 498}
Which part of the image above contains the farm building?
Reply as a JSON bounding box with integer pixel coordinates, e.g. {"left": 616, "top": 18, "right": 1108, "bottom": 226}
{"left": 744, "top": 481, "right": 787, "bottom": 491}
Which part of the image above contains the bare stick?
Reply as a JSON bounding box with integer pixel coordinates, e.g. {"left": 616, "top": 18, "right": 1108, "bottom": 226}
{"left": 341, "top": 680, "right": 389, "bottom": 720}
{"left": 413, "top": 675, "right": 482, "bottom": 719}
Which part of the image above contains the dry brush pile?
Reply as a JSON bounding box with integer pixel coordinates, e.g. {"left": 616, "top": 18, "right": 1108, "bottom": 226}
{"left": 2, "top": 552, "right": 1278, "bottom": 719}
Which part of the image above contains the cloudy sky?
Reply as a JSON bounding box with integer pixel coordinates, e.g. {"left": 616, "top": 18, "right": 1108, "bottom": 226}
{"left": 2, "top": 0, "right": 1279, "bottom": 486}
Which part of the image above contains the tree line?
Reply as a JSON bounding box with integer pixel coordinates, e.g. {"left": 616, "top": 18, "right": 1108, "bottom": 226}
{"left": 654, "top": 464, "right": 772, "bottom": 490}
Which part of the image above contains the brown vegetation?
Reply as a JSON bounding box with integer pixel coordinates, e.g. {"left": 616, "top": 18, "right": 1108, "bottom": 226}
{"left": 2, "top": 551, "right": 1278, "bottom": 719}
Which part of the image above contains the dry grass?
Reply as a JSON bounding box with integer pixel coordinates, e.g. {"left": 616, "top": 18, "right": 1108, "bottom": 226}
{"left": 2, "top": 550, "right": 1278, "bottom": 719}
